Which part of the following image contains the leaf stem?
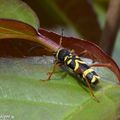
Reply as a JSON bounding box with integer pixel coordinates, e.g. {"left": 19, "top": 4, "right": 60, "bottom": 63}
{"left": 0, "top": 34, "right": 60, "bottom": 52}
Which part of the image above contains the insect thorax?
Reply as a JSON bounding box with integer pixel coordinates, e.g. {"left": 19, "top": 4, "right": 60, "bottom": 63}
{"left": 55, "top": 48, "right": 71, "bottom": 61}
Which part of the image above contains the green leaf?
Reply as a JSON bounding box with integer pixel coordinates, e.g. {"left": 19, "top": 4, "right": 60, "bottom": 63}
{"left": 0, "top": 0, "right": 39, "bottom": 29}
{"left": 0, "top": 57, "right": 120, "bottom": 120}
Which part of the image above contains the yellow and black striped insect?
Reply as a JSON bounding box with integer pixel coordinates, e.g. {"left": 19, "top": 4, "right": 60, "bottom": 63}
{"left": 55, "top": 48, "right": 100, "bottom": 85}
{"left": 50, "top": 48, "right": 100, "bottom": 102}
{"left": 28, "top": 30, "right": 102, "bottom": 102}
{"left": 28, "top": 28, "right": 120, "bottom": 102}
{"left": 42, "top": 30, "right": 100, "bottom": 102}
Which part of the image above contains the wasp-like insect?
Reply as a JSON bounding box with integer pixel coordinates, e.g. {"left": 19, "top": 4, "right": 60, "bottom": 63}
{"left": 46, "top": 47, "right": 100, "bottom": 102}
{"left": 44, "top": 32, "right": 100, "bottom": 102}
{"left": 27, "top": 27, "right": 120, "bottom": 102}
{"left": 55, "top": 48, "right": 100, "bottom": 85}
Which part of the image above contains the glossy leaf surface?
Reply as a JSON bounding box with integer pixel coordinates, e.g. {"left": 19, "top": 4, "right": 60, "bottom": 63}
{"left": 0, "top": 57, "right": 120, "bottom": 120}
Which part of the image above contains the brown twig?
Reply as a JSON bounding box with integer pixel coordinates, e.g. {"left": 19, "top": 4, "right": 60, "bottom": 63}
{"left": 100, "top": 0, "right": 120, "bottom": 55}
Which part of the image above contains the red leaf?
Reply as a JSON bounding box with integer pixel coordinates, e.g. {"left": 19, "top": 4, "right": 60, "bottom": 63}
{"left": 0, "top": 19, "right": 38, "bottom": 35}
{"left": 0, "top": 19, "right": 58, "bottom": 57}
{"left": 0, "top": 19, "right": 39, "bottom": 57}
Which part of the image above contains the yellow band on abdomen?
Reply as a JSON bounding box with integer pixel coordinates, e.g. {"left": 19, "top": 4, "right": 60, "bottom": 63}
{"left": 83, "top": 68, "right": 94, "bottom": 78}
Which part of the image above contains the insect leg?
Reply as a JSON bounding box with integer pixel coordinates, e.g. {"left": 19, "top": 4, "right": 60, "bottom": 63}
{"left": 78, "top": 50, "right": 95, "bottom": 63}
{"left": 41, "top": 61, "right": 63, "bottom": 81}
{"left": 78, "top": 50, "right": 88, "bottom": 56}
{"left": 85, "top": 78, "right": 100, "bottom": 102}
{"left": 46, "top": 61, "right": 59, "bottom": 80}
{"left": 90, "top": 63, "right": 111, "bottom": 68}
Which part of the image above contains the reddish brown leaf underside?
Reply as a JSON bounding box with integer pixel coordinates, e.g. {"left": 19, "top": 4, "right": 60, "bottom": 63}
{"left": 0, "top": 19, "right": 59, "bottom": 57}
{"left": 0, "top": 39, "right": 45, "bottom": 57}
{"left": 0, "top": 19, "right": 39, "bottom": 57}
{"left": 0, "top": 19, "right": 38, "bottom": 35}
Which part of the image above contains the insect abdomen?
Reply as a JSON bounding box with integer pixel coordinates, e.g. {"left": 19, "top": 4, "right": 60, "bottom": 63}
{"left": 82, "top": 68, "right": 100, "bottom": 85}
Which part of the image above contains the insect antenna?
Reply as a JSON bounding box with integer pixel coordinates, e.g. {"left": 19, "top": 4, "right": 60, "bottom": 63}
{"left": 59, "top": 28, "right": 64, "bottom": 48}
